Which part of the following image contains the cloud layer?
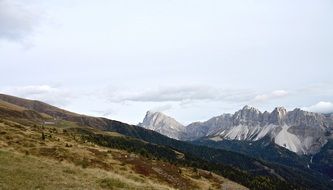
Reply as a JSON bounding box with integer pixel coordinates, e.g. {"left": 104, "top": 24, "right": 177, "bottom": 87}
{"left": 303, "top": 101, "right": 333, "bottom": 113}
{"left": 1, "top": 85, "right": 73, "bottom": 106}
{"left": 105, "top": 85, "right": 255, "bottom": 103}
{"left": 0, "top": 0, "right": 40, "bottom": 42}
{"left": 254, "top": 90, "right": 289, "bottom": 102}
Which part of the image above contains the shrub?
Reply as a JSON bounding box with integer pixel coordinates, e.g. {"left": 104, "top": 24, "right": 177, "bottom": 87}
{"left": 98, "top": 178, "right": 127, "bottom": 189}
{"left": 41, "top": 132, "right": 46, "bottom": 141}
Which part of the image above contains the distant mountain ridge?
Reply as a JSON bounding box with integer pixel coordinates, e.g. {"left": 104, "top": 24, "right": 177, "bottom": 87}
{"left": 140, "top": 106, "right": 333, "bottom": 155}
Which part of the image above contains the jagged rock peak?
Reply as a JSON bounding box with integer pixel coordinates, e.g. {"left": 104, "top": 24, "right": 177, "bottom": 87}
{"left": 139, "top": 106, "right": 333, "bottom": 155}
{"left": 273, "top": 107, "right": 287, "bottom": 114}
{"left": 272, "top": 107, "right": 288, "bottom": 118}
{"left": 242, "top": 105, "right": 251, "bottom": 110}
{"left": 236, "top": 105, "right": 261, "bottom": 116}
{"left": 269, "top": 107, "right": 287, "bottom": 125}
{"left": 242, "top": 105, "right": 261, "bottom": 112}
{"left": 139, "top": 111, "right": 184, "bottom": 140}
{"left": 141, "top": 111, "right": 181, "bottom": 127}
{"left": 144, "top": 110, "right": 163, "bottom": 119}
{"left": 145, "top": 110, "right": 162, "bottom": 117}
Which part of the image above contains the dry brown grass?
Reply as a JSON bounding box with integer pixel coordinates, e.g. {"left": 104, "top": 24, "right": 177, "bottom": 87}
{"left": 0, "top": 117, "right": 247, "bottom": 190}
{"left": 0, "top": 100, "right": 26, "bottom": 111}
{"left": 0, "top": 149, "right": 174, "bottom": 190}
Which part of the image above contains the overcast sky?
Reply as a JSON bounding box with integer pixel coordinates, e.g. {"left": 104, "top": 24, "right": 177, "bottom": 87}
{"left": 1, "top": 0, "right": 333, "bottom": 124}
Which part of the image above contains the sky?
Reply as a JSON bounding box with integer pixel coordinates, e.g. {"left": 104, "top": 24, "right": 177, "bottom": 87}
{"left": 1, "top": 0, "right": 333, "bottom": 124}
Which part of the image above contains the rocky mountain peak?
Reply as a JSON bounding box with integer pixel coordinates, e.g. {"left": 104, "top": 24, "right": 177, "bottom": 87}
{"left": 270, "top": 107, "right": 287, "bottom": 125}
{"left": 242, "top": 105, "right": 260, "bottom": 112}
{"left": 233, "top": 105, "right": 262, "bottom": 126}
{"left": 145, "top": 110, "right": 155, "bottom": 116}
{"left": 139, "top": 106, "right": 333, "bottom": 155}
{"left": 143, "top": 111, "right": 163, "bottom": 122}
{"left": 275, "top": 107, "right": 287, "bottom": 114}
{"left": 139, "top": 111, "right": 184, "bottom": 140}
{"left": 242, "top": 105, "right": 251, "bottom": 110}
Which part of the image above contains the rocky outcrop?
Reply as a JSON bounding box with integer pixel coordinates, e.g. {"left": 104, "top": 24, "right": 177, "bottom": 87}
{"left": 138, "top": 111, "right": 185, "bottom": 140}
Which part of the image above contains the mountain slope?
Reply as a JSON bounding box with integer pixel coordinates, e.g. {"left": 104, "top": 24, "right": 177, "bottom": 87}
{"left": 189, "top": 106, "right": 332, "bottom": 155}
{"left": 0, "top": 94, "right": 78, "bottom": 117}
{"left": 192, "top": 137, "right": 310, "bottom": 171}
{"left": 0, "top": 99, "right": 247, "bottom": 190}
{"left": 0, "top": 93, "right": 109, "bottom": 129}
{"left": 1, "top": 94, "right": 333, "bottom": 189}
{"left": 311, "top": 139, "right": 333, "bottom": 178}
{"left": 139, "top": 106, "right": 333, "bottom": 155}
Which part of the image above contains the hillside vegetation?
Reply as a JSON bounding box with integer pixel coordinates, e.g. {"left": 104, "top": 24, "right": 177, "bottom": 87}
{"left": 0, "top": 115, "right": 245, "bottom": 190}
{"left": 1, "top": 93, "right": 333, "bottom": 189}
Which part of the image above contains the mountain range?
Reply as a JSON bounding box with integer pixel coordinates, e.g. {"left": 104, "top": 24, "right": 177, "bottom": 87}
{"left": 1, "top": 93, "right": 333, "bottom": 189}
{"left": 139, "top": 106, "right": 333, "bottom": 155}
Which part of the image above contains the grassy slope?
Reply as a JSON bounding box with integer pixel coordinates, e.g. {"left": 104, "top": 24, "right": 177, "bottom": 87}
{"left": 5, "top": 94, "right": 333, "bottom": 189}
{"left": 0, "top": 117, "right": 246, "bottom": 190}
{"left": 0, "top": 150, "right": 168, "bottom": 190}
{"left": 0, "top": 93, "right": 328, "bottom": 190}
{"left": 0, "top": 100, "right": 26, "bottom": 111}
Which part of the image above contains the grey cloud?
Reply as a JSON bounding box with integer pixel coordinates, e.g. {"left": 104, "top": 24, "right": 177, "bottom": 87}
{"left": 252, "top": 83, "right": 333, "bottom": 103}
{"left": 253, "top": 90, "right": 289, "bottom": 102}
{"left": 105, "top": 86, "right": 255, "bottom": 103}
{"left": 297, "top": 83, "right": 333, "bottom": 96}
{"left": 0, "top": 0, "right": 40, "bottom": 42}
{"left": 302, "top": 101, "right": 333, "bottom": 114}
{"left": 1, "top": 85, "right": 73, "bottom": 106}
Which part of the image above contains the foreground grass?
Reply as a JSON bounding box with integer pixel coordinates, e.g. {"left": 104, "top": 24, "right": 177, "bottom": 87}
{"left": 0, "top": 149, "right": 172, "bottom": 190}
{"left": 0, "top": 117, "right": 247, "bottom": 190}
